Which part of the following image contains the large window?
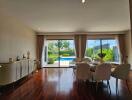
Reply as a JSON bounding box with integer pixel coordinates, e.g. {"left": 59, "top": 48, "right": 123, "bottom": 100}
{"left": 85, "top": 39, "right": 119, "bottom": 63}
{"left": 46, "top": 40, "right": 75, "bottom": 67}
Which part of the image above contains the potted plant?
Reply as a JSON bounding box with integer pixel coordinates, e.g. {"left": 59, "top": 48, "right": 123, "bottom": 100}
{"left": 98, "top": 53, "right": 106, "bottom": 63}
{"left": 98, "top": 53, "right": 106, "bottom": 59}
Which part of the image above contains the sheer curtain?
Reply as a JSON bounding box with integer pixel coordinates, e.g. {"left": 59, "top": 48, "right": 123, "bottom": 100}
{"left": 117, "top": 34, "right": 127, "bottom": 64}
{"left": 74, "top": 34, "right": 87, "bottom": 61}
{"left": 36, "top": 35, "right": 44, "bottom": 68}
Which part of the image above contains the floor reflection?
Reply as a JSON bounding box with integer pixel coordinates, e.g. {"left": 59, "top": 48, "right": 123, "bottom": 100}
{"left": 45, "top": 68, "right": 74, "bottom": 93}
{"left": 0, "top": 68, "right": 131, "bottom": 100}
{"left": 57, "top": 68, "right": 74, "bottom": 93}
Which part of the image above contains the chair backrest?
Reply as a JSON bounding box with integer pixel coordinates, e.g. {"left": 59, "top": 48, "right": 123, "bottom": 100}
{"left": 82, "top": 57, "right": 92, "bottom": 63}
{"left": 76, "top": 63, "right": 92, "bottom": 80}
{"left": 112, "top": 64, "right": 130, "bottom": 79}
{"left": 72, "top": 58, "right": 81, "bottom": 62}
{"left": 94, "top": 63, "right": 111, "bottom": 81}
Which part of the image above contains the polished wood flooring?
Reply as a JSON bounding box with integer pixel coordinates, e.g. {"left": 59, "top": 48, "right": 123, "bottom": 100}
{"left": 0, "top": 68, "right": 132, "bottom": 100}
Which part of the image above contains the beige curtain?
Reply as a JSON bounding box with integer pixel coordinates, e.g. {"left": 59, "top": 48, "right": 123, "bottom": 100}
{"left": 129, "top": 0, "right": 132, "bottom": 48}
{"left": 118, "top": 34, "right": 127, "bottom": 64}
{"left": 37, "top": 35, "right": 44, "bottom": 68}
{"left": 80, "top": 35, "right": 87, "bottom": 59}
{"left": 74, "top": 35, "right": 80, "bottom": 58}
{"left": 74, "top": 34, "right": 87, "bottom": 61}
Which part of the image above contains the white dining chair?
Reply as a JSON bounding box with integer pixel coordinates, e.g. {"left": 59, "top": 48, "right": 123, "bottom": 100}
{"left": 82, "top": 57, "right": 92, "bottom": 63}
{"left": 111, "top": 64, "right": 131, "bottom": 94}
{"left": 76, "top": 63, "right": 92, "bottom": 82}
{"left": 92, "top": 63, "right": 111, "bottom": 92}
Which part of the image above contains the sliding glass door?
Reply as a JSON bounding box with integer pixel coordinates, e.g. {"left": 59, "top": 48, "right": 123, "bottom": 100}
{"left": 46, "top": 40, "right": 75, "bottom": 67}
{"left": 47, "top": 40, "right": 59, "bottom": 67}
{"left": 85, "top": 39, "right": 119, "bottom": 63}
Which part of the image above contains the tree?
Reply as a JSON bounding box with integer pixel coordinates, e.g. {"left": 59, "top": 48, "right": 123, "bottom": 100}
{"left": 54, "top": 40, "right": 63, "bottom": 49}
{"left": 85, "top": 48, "right": 114, "bottom": 62}
{"left": 102, "top": 49, "right": 114, "bottom": 61}
{"left": 63, "top": 40, "right": 70, "bottom": 49}
{"left": 86, "top": 48, "right": 94, "bottom": 57}
{"left": 54, "top": 40, "right": 70, "bottom": 50}
{"left": 48, "top": 42, "right": 54, "bottom": 51}
{"left": 48, "top": 41, "right": 58, "bottom": 54}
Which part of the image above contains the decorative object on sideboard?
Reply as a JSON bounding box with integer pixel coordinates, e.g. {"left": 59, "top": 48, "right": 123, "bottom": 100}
{"left": 9, "top": 58, "right": 13, "bottom": 62}
{"left": 23, "top": 54, "right": 26, "bottom": 59}
{"left": 27, "top": 51, "right": 30, "bottom": 59}
{"left": 16, "top": 56, "right": 20, "bottom": 61}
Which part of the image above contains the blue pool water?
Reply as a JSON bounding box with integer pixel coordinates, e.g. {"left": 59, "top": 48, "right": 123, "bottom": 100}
{"left": 57, "top": 57, "right": 75, "bottom": 61}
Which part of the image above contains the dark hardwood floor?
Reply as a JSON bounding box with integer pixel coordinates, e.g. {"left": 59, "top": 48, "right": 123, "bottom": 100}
{"left": 0, "top": 68, "right": 132, "bottom": 100}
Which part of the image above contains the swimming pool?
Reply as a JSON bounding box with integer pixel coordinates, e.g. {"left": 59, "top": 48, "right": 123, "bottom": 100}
{"left": 57, "top": 57, "right": 75, "bottom": 61}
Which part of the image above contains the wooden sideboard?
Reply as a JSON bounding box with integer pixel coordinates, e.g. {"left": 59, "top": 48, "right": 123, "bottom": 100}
{"left": 0, "top": 59, "right": 37, "bottom": 86}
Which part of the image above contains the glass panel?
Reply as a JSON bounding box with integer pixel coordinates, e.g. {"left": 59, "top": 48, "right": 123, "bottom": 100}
{"left": 85, "top": 40, "right": 100, "bottom": 61}
{"left": 59, "top": 40, "right": 75, "bottom": 67}
{"left": 47, "top": 40, "right": 59, "bottom": 67}
{"left": 46, "top": 40, "right": 75, "bottom": 67}
{"left": 85, "top": 39, "right": 119, "bottom": 63}
{"left": 102, "top": 40, "right": 119, "bottom": 63}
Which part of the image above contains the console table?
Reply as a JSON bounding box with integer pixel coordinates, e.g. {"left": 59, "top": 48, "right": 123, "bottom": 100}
{"left": 0, "top": 59, "right": 37, "bottom": 86}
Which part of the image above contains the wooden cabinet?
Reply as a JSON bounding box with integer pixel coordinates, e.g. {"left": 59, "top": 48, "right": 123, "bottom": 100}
{"left": 0, "top": 59, "right": 36, "bottom": 85}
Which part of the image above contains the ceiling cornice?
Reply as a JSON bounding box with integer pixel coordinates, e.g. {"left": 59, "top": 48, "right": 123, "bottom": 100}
{"left": 36, "top": 30, "right": 130, "bottom": 35}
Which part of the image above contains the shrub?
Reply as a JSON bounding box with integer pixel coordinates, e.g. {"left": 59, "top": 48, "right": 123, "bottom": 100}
{"left": 48, "top": 51, "right": 52, "bottom": 55}
{"left": 48, "top": 58, "right": 54, "bottom": 64}
{"left": 60, "top": 49, "right": 75, "bottom": 56}
{"left": 62, "top": 54, "right": 70, "bottom": 56}
{"left": 86, "top": 48, "right": 94, "bottom": 57}
{"left": 103, "top": 49, "right": 114, "bottom": 61}
{"left": 48, "top": 54, "right": 58, "bottom": 61}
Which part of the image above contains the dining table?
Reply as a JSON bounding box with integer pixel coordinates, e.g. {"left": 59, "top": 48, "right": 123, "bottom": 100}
{"left": 89, "top": 62, "right": 119, "bottom": 73}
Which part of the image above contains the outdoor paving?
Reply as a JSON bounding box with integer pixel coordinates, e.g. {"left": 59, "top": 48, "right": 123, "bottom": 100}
{"left": 44, "top": 61, "right": 71, "bottom": 67}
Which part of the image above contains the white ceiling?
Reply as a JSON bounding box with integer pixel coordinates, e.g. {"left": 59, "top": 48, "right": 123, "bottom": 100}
{"left": 0, "top": 0, "right": 131, "bottom": 33}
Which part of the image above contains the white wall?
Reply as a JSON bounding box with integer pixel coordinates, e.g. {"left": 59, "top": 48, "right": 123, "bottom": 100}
{"left": 125, "top": 30, "right": 132, "bottom": 69}
{"left": 0, "top": 11, "right": 36, "bottom": 63}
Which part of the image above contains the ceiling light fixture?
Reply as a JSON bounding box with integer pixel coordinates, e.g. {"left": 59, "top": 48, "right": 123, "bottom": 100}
{"left": 82, "top": 0, "right": 85, "bottom": 3}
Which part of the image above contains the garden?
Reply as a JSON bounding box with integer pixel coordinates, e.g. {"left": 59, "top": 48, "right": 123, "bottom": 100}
{"left": 48, "top": 40, "right": 116, "bottom": 64}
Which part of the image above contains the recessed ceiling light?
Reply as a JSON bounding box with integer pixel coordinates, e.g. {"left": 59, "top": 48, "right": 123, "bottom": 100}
{"left": 82, "top": 0, "right": 85, "bottom": 3}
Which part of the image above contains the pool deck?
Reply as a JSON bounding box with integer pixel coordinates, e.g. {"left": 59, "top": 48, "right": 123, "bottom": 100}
{"left": 44, "top": 61, "right": 73, "bottom": 67}
{"left": 44, "top": 56, "right": 75, "bottom": 67}
{"left": 60, "top": 56, "right": 75, "bottom": 58}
